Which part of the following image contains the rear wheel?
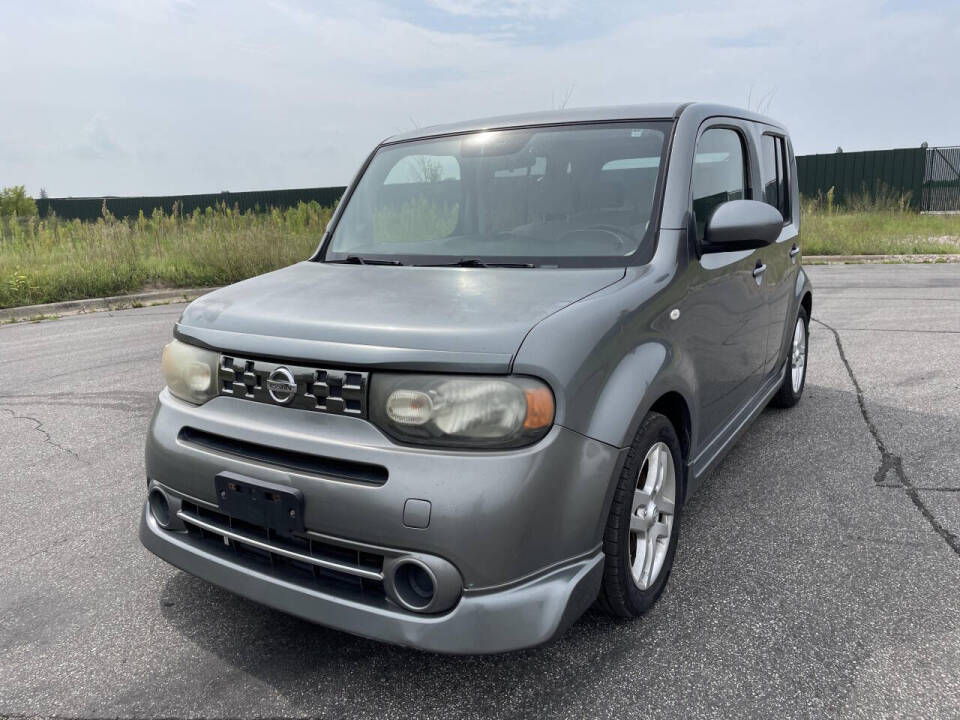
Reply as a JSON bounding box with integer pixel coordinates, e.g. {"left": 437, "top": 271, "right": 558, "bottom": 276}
{"left": 596, "top": 412, "right": 683, "bottom": 618}
{"left": 771, "top": 305, "right": 809, "bottom": 408}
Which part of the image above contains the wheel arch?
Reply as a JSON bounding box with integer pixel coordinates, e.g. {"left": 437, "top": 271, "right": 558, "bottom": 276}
{"left": 577, "top": 339, "right": 698, "bottom": 455}
{"left": 794, "top": 267, "right": 813, "bottom": 320}
{"left": 648, "top": 391, "right": 692, "bottom": 470}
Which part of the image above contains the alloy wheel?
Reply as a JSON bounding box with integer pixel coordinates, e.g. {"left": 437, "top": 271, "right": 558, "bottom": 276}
{"left": 629, "top": 441, "right": 677, "bottom": 590}
{"left": 791, "top": 317, "right": 807, "bottom": 393}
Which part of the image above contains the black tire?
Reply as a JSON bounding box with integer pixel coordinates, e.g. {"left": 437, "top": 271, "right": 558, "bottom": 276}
{"left": 596, "top": 412, "right": 684, "bottom": 618}
{"left": 770, "top": 305, "right": 809, "bottom": 409}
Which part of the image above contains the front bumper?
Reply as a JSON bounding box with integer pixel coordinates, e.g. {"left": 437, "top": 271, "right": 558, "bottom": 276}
{"left": 146, "top": 390, "right": 624, "bottom": 589}
{"left": 142, "top": 389, "right": 624, "bottom": 652}
{"left": 140, "top": 503, "right": 604, "bottom": 654}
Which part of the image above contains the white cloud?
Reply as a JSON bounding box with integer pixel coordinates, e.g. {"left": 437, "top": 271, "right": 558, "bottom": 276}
{"left": 425, "top": 0, "right": 575, "bottom": 19}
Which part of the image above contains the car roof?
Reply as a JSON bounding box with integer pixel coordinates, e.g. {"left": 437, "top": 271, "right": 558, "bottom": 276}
{"left": 384, "top": 103, "right": 785, "bottom": 144}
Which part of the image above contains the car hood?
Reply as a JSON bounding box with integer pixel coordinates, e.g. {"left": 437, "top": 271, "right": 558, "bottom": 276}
{"left": 176, "top": 261, "right": 625, "bottom": 371}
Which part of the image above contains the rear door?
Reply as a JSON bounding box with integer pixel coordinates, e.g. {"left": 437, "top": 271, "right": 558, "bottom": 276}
{"left": 683, "top": 122, "right": 769, "bottom": 442}
{"left": 757, "top": 130, "right": 800, "bottom": 377}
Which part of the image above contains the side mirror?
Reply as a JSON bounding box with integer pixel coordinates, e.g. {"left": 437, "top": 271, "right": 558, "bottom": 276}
{"left": 702, "top": 200, "right": 783, "bottom": 253}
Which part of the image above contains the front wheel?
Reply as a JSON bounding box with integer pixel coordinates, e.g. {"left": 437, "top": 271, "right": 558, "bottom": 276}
{"left": 771, "top": 305, "right": 809, "bottom": 408}
{"left": 596, "top": 412, "right": 684, "bottom": 618}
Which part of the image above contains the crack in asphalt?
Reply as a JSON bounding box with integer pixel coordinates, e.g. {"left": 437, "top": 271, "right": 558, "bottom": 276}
{"left": 0, "top": 407, "right": 80, "bottom": 461}
{"left": 0, "top": 532, "right": 90, "bottom": 571}
{"left": 813, "top": 318, "right": 960, "bottom": 556}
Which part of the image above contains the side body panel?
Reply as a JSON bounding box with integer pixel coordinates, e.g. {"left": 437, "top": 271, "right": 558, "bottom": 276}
{"left": 674, "top": 242, "right": 768, "bottom": 449}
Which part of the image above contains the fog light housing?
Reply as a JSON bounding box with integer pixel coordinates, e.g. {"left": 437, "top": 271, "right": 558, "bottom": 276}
{"left": 148, "top": 488, "right": 171, "bottom": 528}
{"left": 394, "top": 561, "right": 436, "bottom": 609}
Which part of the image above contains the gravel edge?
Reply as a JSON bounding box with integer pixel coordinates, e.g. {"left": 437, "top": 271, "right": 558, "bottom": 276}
{"left": 804, "top": 253, "right": 960, "bottom": 264}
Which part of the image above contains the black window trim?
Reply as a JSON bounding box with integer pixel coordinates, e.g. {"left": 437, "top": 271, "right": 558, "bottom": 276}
{"left": 761, "top": 130, "right": 792, "bottom": 226}
{"left": 689, "top": 123, "right": 752, "bottom": 248}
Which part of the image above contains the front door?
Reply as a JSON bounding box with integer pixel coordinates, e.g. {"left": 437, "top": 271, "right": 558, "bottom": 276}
{"left": 682, "top": 124, "right": 769, "bottom": 446}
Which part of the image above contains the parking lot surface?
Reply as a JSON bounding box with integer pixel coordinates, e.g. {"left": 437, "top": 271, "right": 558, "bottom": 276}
{"left": 1, "top": 264, "right": 958, "bottom": 719}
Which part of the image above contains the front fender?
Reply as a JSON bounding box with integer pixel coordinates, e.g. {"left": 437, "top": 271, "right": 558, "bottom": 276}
{"left": 512, "top": 230, "right": 696, "bottom": 450}
{"left": 588, "top": 342, "right": 668, "bottom": 442}
{"left": 581, "top": 340, "right": 697, "bottom": 454}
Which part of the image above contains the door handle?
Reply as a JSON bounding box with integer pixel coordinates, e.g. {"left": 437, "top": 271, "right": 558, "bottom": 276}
{"left": 752, "top": 262, "right": 767, "bottom": 277}
{"left": 789, "top": 244, "right": 800, "bottom": 258}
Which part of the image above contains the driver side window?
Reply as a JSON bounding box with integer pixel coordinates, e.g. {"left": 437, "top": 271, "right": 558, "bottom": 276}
{"left": 692, "top": 128, "right": 747, "bottom": 242}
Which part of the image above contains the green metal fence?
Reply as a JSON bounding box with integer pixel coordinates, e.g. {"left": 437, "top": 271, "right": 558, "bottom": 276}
{"left": 796, "top": 147, "right": 926, "bottom": 209}
{"left": 32, "top": 146, "right": 960, "bottom": 221}
{"left": 36, "top": 185, "right": 346, "bottom": 221}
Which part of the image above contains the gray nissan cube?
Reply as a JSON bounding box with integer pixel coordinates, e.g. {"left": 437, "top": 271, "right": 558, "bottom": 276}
{"left": 140, "top": 102, "right": 812, "bottom": 654}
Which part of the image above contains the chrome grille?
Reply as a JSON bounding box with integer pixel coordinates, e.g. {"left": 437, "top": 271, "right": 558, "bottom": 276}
{"left": 219, "top": 355, "right": 368, "bottom": 417}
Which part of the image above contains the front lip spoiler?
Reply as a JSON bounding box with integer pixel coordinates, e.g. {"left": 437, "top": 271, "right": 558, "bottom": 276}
{"left": 139, "top": 503, "right": 603, "bottom": 654}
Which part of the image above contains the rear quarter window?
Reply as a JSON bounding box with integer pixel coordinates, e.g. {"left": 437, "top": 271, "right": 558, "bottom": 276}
{"left": 761, "top": 134, "right": 791, "bottom": 222}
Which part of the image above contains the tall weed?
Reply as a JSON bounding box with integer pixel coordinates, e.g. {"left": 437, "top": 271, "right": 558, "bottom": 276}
{"left": 0, "top": 201, "right": 333, "bottom": 308}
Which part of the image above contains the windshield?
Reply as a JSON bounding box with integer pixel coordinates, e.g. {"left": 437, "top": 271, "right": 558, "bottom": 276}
{"left": 323, "top": 121, "right": 672, "bottom": 267}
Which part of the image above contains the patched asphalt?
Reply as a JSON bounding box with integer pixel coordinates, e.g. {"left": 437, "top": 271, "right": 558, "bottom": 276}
{"left": 1, "top": 264, "right": 958, "bottom": 719}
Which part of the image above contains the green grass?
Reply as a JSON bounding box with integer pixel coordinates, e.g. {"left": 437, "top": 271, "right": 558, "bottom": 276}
{"left": 799, "top": 188, "right": 960, "bottom": 256}
{"left": 801, "top": 208, "right": 960, "bottom": 256}
{"left": 0, "top": 202, "right": 333, "bottom": 309}
{"left": 372, "top": 197, "right": 459, "bottom": 244}
{"left": 1, "top": 194, "right": 959, "bottom": 309}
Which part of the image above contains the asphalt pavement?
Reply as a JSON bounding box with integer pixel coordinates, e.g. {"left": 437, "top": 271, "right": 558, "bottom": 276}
{"left": 1, "top": 264, "right": 958, "bottom": 719}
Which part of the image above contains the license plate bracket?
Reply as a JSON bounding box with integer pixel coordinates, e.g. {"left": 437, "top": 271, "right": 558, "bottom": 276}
{"left": 214, "top": 471, "right": 304, "bottom": 535}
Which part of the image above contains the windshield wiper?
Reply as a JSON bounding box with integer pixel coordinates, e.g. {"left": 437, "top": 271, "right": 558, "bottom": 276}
{"left": 331, "top": 255, "right": 405, "bottom": 266}
{"left": 422, "top": 258, "right": 536, "bottom": 268}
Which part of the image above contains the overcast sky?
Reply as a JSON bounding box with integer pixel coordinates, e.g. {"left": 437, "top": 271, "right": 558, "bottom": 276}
{"left": 1, "top": 0, "right": 957, "bottom": 197}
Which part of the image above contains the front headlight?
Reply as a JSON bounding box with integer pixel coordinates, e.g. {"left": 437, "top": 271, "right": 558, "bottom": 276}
{"left": 370, "top": 374, "right": 555, "bottom": 449}
{"left": 161, "top": 339, "right": 219, "bottom": 405}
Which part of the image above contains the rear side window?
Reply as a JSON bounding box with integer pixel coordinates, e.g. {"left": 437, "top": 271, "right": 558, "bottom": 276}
{"left": 692, "top": 128, "right": 747, "bottom": 242}
{"left": 761, "top": 134, "right": 790, "bottom": 221}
